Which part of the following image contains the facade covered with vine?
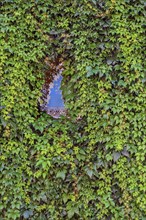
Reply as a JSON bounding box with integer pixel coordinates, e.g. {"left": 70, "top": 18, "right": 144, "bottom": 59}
{"left": 0, "top": 0, "right": 146, "bottom": 219}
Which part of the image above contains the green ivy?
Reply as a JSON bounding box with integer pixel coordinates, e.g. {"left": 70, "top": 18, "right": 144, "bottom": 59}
{"left": 0, "top": 0, "right": 146, "bottom": 219}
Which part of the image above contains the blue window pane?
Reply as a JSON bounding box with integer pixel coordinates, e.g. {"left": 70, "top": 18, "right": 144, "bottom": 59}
{"left": 46, "top": 74, "right": 65, "bottom": 118}
{"left": 47, "top": 74, "right": 64, "bottom": 108}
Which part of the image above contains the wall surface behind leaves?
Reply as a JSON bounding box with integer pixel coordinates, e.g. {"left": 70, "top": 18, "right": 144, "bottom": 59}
{"left": 0, "top": 0, "right": 146, "bottom": 219}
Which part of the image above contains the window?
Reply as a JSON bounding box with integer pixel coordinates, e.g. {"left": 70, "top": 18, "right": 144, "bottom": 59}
{"left": 40, "top": 58, "right": 66, "bottom": 118}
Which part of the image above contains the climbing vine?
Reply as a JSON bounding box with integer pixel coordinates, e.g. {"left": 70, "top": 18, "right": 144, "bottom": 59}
{"left": 0, "top": 0, "right": 146, "bottom": 219}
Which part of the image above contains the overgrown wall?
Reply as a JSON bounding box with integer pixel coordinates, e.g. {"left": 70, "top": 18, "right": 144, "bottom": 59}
{"left": 0, "top": 0, "right": 146, "bottom": 219}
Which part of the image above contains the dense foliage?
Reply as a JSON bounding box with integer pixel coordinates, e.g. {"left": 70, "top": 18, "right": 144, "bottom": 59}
{"left": 0, "top": 0, "right": 146, "bottom": 219}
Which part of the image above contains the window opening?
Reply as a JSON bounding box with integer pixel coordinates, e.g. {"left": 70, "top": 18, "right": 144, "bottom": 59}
{"left": 40, "top": 57, "right": 66, "bottom": 119}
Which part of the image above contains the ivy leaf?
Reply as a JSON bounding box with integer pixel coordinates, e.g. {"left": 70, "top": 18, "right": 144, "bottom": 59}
{"left": 1, "top": 118, "right": 7, "bottom": 127}
{"left": 56, "top": 170, "right": 66, "bottom": 180}
{"left": 68, "top": 207, "right": 79, "bottom": 219}
{"left": 63, "top": 193, "right": 69, "bottom": 203}
{"left": 122, "top": 148, "right": 130, "bottom": 158}
{"left": 113, "top": 152, "right": 121, "bottom": 162}
{"left": 23, "top": 210, "right": 33, "bottom": 219}
{"left": 91, "top": 0, "right": 97, "bottom": 4}
{"left": 68, "top": 209, "right": 75, "bottom": 219}
{"left": 86, "top": 169, "right": 93, "bottom": 178}
{"left": 86, "top": 66, "right": 93, "bottom": 77}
